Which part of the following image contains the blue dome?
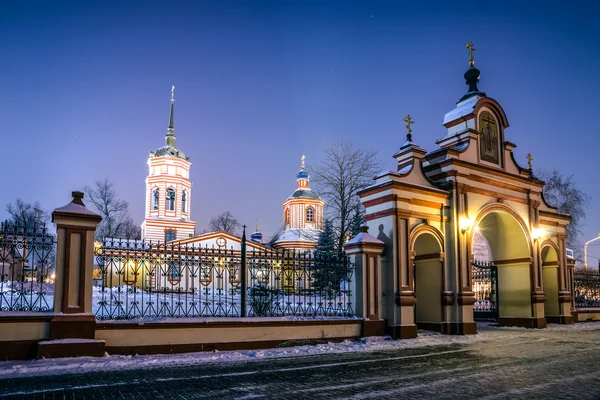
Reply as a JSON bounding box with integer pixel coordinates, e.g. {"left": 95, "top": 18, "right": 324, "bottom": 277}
{"left": 296, "top": 170, "right": 309, "bottom": 179}
{"left": 251, "top": 231, "right": 263, "bottom": 242}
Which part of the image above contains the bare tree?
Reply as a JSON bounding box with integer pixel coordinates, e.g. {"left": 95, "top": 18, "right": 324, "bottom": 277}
{"left": 5, "top": 199, "right": 49, "bottom": 228}
{"left": 84, "top": 178, "right": 141, "bottom": 240}
{"left": 208, "top": 211, "right": 240, "bottom": 235}
{"left": 311, "top": 141, "right": 383, "bottom": 249}
{"left": 539, "top": 169, "right": 590, "bottom": 259}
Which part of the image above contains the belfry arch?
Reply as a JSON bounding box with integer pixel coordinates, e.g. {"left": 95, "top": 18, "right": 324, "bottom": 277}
{"left": 357, "top": 44, "right": 574, "bottom": 338}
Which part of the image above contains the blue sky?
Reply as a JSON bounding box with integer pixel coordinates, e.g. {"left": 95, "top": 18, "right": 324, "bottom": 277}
{"left": 1, "top": 1, "right": 599, "bottom": 261}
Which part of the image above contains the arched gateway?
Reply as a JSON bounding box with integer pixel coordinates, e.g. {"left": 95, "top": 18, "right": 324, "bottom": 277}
{"left": 358, "top": 45, "right": 574, "bottom": 338}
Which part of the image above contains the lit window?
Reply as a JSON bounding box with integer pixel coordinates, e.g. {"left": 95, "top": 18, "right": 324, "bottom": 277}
{"left": 306, "top": 207, "right": 314, "bottom": 222}
{"left": 166, "top": 188, "right": 175, "bottom": 211}
{"left": 152, "top": 188, "right": 159, "bottom": 210}
{"left": 165, "top": 229, "right": 176, "bottom": 242}
{"left": 182, "top": 190, "right": 187, "bottom": 213}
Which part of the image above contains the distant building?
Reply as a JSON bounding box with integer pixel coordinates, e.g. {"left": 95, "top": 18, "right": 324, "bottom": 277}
{"left": 273, "top": 156, "right": 324, "bottom": 250}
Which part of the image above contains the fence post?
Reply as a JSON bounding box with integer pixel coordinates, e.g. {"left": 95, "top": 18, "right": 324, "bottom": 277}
{"left": 241, "top": 224, "right": 247, "bottom": 317}
{"left": 47, "top": 191, "right": 102, "bottom": 349}
{"left": 343, "top": 225, "right": 385, "bottom": 337}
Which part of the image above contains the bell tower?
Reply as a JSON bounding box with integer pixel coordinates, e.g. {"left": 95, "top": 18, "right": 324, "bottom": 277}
{"left": 141, "top": 86, "right": 196, "bottom": 242}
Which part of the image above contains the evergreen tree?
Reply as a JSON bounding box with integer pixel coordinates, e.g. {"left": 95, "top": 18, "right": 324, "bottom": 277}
{"left": 348, "top": 207, "right": 364, "bottom": 240}
{"left": 312, "top": 219, "right": 347, "bottom": 297}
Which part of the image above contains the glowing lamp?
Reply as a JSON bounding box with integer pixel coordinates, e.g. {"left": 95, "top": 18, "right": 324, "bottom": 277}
{"left": 531, "top": 228, "right": 547, "bottom": 241}
{"left": 459, "top": 216, "right": 475, "bottom": 234}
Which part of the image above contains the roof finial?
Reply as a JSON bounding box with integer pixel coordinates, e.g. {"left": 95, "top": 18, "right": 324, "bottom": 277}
{"left": 404, "top": 114, "right": 414, "bottom": 142}
{"left": 166, "top": 85, "right": 176, "bottom": 147}
{"left": 255, "top": 217, "right": 259, "bottom": 232}
{"left": 301, "top": 154, "right": 305, "bottom": 170}
{"left": 526, "top": 153, "right": 533, "bottom": 170}
{"left": 466, "top": 41, "right": 476, "bottom": 69}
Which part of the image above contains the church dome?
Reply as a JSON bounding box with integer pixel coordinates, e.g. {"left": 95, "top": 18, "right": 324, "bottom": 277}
{"left": 150, "top": 145, "right": 189, "bottom": 161}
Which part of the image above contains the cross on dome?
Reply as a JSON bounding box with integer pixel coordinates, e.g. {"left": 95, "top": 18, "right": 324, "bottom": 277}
{"left": 466, "top": 42, "right": 476, "bottom": 68}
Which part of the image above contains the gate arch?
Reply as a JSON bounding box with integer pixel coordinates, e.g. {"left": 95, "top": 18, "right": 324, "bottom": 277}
{"left": 409, "top": 224, "right": 445, "bottom": 331}
{"left": 470, "top": 203, "right": 534, "bottom": 321}
{"left": 540, "top": 240, "right": 560, "bottom": 318}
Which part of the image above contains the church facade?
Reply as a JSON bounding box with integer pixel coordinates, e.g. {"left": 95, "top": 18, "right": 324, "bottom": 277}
{"left": 358, "top": 43, "right": 573, "bottom": 337}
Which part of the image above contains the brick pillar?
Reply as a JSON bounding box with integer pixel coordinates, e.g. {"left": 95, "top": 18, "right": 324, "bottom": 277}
{"left": 41, "top": 191, "right": 103, "bottom": 358}
{"left": 344, "top": 226, "right": 386, "bottom": 337}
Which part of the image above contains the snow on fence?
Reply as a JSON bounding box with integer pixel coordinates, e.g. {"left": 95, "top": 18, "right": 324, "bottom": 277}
{"left": 574, "top": 268, "right": 600, "bottom": 309}
{"left": 94, "top": 238, "right": 354, "bottom": 320}
{"left": 0, "top": 222, "right": 56, "bottom": 312}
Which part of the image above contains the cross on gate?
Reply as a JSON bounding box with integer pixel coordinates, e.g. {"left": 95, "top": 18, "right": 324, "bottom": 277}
{"left": 526, "top": 153, "right": 533, "bottom": 170}
{"left": 404, "top": 114, "right": 414, "bottom": 142}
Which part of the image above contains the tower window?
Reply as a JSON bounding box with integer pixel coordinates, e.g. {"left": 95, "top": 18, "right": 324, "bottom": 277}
{"left": 182, "top": 190, "right": 187, "bottom": 214}
{"left": 152, "top": 188, "right": 159, "bottom": 210}
{"left": 285, "top": 208, "right": 290, "bottom": 226}
{"left": 166, "top": 188, "right": 175, "bottom": 211}
{"left": 306, "top": 207, "right": 314, "bottom": 222}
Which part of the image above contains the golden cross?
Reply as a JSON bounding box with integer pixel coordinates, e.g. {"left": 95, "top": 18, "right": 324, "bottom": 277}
{"left": 301, "top": 154, "right": 305, "bottom": 169}
{"left": 404, "top": 114, "right": 414, "bottom": 141}
{"left": 466, "top": 42, "right": 476, "bottom": 68}
{"left": 171, "top": 85, "right": 175, "bottom": 101}
{"left": 526, "top": 153, "right": 533, "bottom": 170}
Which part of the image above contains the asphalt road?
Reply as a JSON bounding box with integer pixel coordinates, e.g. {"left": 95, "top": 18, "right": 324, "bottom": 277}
{"left": 1, "top": 324, "right": 599, "bottom": 399}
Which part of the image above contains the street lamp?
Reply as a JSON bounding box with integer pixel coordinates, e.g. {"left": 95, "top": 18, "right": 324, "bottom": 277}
{"left": 583, "top": 233, "right": 600, "bottom": 268}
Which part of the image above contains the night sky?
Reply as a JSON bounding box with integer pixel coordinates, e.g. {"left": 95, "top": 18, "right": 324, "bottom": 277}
{"left": 2, "top": 1, "right": 599, "bottom": 261}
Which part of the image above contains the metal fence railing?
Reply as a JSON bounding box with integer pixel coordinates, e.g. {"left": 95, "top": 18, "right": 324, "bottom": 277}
{"left": 0, "top": 222, "right": 56, "bottom": 312}
{"left": 574, "top": 269, "right": 600, "bottom": 309}
{"left": 93, "top": 235, "right": 354, "bottom": 320}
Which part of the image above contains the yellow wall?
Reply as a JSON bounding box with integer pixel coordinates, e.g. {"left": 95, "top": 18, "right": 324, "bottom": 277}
{"left": 498, "top": 262, "right": 531, "bottom": 318}
{"left": 415, "top": 259, "right": 442, "bottom": 322}
{"left": 96, "top": 322, "right": 361, "bottom": 347}
{"left": 543, "top": 266, "right": 560, "bottom": 316}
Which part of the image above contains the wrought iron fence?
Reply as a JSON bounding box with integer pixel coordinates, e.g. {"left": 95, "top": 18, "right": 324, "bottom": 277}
{"left": 574, "top": 269, "right": 600, "bottom": 309}
{"left": 0, "top": 222, "right": 56, "bottom": 312}
{"left": 94, "top": 237, "right": 354, "bottom": 320}
{"left": 472, "top": 260, "right": 498, "bottom": 320}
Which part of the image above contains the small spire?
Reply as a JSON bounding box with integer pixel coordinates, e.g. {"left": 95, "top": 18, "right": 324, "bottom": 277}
{"left": 301, "top": 154, "right": 305, "bottom": 170}
{"left": 166, "top": 85, "right": 176, "bottom": 147}
{"left": 255, "top": 218, "right": 259, "bottom": 232}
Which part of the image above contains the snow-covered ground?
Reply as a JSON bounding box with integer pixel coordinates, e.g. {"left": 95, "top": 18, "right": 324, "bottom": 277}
{"left": 2, "top": 322, "right": 598, "bottom": 380}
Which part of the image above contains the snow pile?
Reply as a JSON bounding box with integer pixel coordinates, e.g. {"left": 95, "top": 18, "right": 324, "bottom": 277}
{"left": 0, "top": 330, "right": 482, "bottom": 379}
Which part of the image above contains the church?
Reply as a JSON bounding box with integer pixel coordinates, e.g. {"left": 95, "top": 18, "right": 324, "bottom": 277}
{"left": 140, "top": 86, "right": 325, "bottom": 252}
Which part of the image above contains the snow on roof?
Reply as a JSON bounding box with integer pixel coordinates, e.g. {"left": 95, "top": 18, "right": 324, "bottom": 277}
{"left": 275, "top": 228, "right": 320, "bottom": 244}
{"left": 443, "top": 96, "right": 479, "bottom": 125}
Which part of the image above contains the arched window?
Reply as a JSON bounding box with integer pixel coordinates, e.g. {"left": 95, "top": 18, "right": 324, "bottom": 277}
{"left": 182, "top": 190, "right": 187, "bottom": 214}
{"left": 166, "top": 188, "right": 175, "bottom": 211}
{"left": 306, "top": 207, "right": 314, "bottom": 222}
{"left": 285, "top": 208, "right": 290, "bottom": 225}
{"left": 152, "top": 188, "right": 159, "bottom": 210}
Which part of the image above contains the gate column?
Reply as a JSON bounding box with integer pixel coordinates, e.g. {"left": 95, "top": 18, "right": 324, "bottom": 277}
{"left": 39, "top": 191, "right": 104, "bottom": 358}
{"left": 344, "top": 226, "right": 386, "bottom": 336}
